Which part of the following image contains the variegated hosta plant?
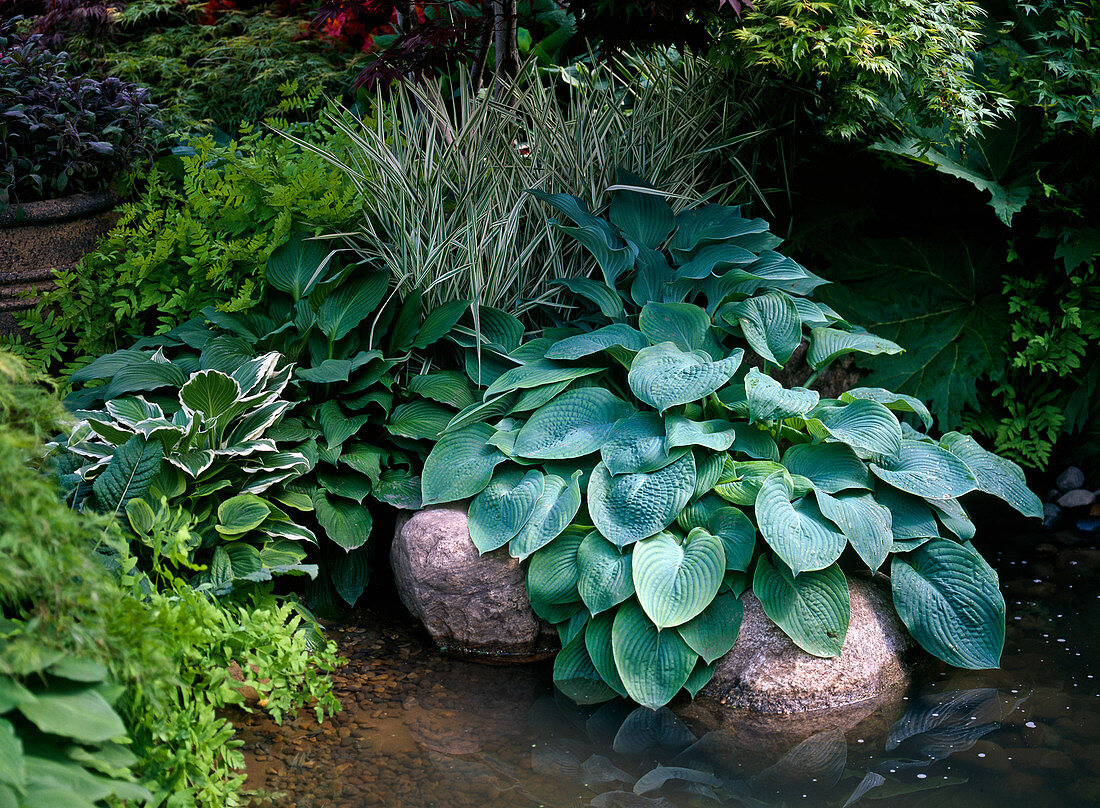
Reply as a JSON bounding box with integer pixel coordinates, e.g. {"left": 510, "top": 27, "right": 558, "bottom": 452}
{"left": 420, "top": 173, "right": 1043, "bottom": 710}
{"left": 60, "top": 351, "right": 319, "bottom": 592}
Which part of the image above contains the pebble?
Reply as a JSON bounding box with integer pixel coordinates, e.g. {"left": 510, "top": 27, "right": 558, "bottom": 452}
{"left": 1056, "top": 488, "right": 1095, "bottom": 509}
{"left": 1076, "top": 516, "right": 1100, "bottom": 537}
{"left": 1055, "top": 466, "right": 1085, "bottom": 492}
{"left": 1043, "top": 502, "right": 1065, "bottom": 529}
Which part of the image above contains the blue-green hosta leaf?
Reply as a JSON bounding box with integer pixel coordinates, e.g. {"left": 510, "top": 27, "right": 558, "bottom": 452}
{"left": 753, "top": 556, "right": 849, "bottom": 657}
{"left": 385, "top": 401, "right": 453, "bottom": 442}
{"left": 670, "top": 205, "right": 768, "bottom": 259}
{"left": 92, "top": 435, "right": 163, "bottom": 513}
{"left": 601, "top": 412, "right": 679, "bottom": 476}
{"left": 544, "top": 324, "right": 648, "bottom": 360}
{"left": 708, "top": 506, "right": 756, "bottom": 571}
{"left": 265, "top": 233, "right": 334, "bottom": 300}
{"left": 529, "top": 190, "right": 637, "bottom": 287}
{"left": 555, "top": 631, "right": 620, "bottom": 705}
{"left": 609, "top": 172, "right": 675, "bottom": 249}
{"left": 664, "top": 416, "right": 735, "bottom": 452}
{"left": 421, "top": 423, "right": 507, "bottom": 505}
{"left": 674, "top": 242, "right": 759, "bottom": 280}
{"left": 406, "top": 371, "right": 475, "bottom": 410}
{"left": 312, "top": 490, "right": 372, "bottom": 550}
{"left": 727, "top": 421, "right": 780, "bottom": 461}
{"left": 633, "top": 528, "right": 725, "bottom": 628}
{"left": 510, "top": 379, "right": 575, "bottom": 414}
{"left": 585, "top": 611, "right": 628, "bottom": 698}
{"left": 815, "top": 491, "right": 892, "bottom": 573}
{"left": 527, "top": 527, "right": 586, "bottom": 606}
{"left": 876, "top": 486, "right": 941, "bottom": 547}
{"left": 467, "top": 468, "right": 544, "bottom": 553}
{"left": 509, "top": 471, "right": 583, "bottom": 559}
{"left": 216, "top": 494, "right": 271, "bottom": 536}
{"left": 676, "top": 590, "right": 743, "bottom": 664}
{"left": 612, "top": 600, "right": 697, "bottom": 710}
{"left": 628, "top": 343, "right": 744, "bottom": 413}
{"left": 548, "top": 277, "right": 625, "bottom": 319}
{"left": 891, "top": 540, "right": 1004, "bottom": 669}
{"left": 374, "top": 469, "right": 422, "bottom": 510}
{"left": 714, "top": 459, "right": 785, "bottom": 505}
{"left": 745, "top": 368, "right": 819, "bottom": 423}
{"left": 792, "top": 297, "right": 846, "bottom": 329}
{"left": 840, "top": 388, "right": 933, "bottom": 429}
{"left": 317, "top": 272, "right": 389, "bottom": 342}
{"left": 332, "top": 545, "right": 371, "bottom": 606}
{"left": 755, "top": 472, "right": 847, "bottom": 574}
{"left": 683, "top": 660, "right": 718, "bottom": 697}
{"left": 632, "top": 247, "right": 677, "bottom": 306}
{"left": 807, "top": 399, "right": 903, "bottom": 459}
{"left": 485, "top": 360, "right": 604, "bottom": 398}
{"left": 725, "top": 291, "right": 802, "bottom": 366}
{"left": 928, "top": 497, "right": 977, "bottom": 540}
{"left": 781, "top": 442, "right": 871, "bottom": 494}
{"left": 413, "top": 299, "right": 469, "bottom": 349}
{"left": 444, "top": 392, "right": 515, "bottom": 433}
{"left": 940, "top": 433, "right": 1042, "bottom": 518}
{"left": 589, "top": 453, "right": 697, "bottom": 547}
{"left": 676, "top": 492, "right": 725, "bottom": 532}
{"left": 692, "top": 450, "right": 726, "bottom": 500}
{"left": 556, "top": 607, "right": 590, "bottom": 647}
{"left": 450, "top": 306, "right": 524, "bottom": 352}
{"left": 577, "top": 532, "right": 635, "bottom": 614}
{"left": 513, "top": 388, "right": 633, "bottom": 460}
{"left": 638, "top": 302, "right": 712, "bottom": 352}
{"left": 870, "top": 440, "right": 978, "bottom": 500}
{"left": 807, "top": 328, "right": 903, "bottom": 369}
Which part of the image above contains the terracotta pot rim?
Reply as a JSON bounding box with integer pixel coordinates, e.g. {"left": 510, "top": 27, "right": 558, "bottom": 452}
{"left": 0, "top": 190, "right": 117, "bottom": 227}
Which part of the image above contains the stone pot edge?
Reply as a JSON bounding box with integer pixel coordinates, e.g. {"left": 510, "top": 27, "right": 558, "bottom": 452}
{"left": 0, "top": 190, "right": 117, "bottom": 227}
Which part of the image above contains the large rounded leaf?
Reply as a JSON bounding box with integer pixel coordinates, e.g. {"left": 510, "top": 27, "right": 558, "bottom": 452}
{"left": 806, "top": 399, "right": 903, "bottom": 459}
{"left": 421, "top": 423, "right": 507, "bottom": 505}
{"left": 753, "top": 556, "right": 849, "bottom": 657}
{"left": 891, "top": 540, "right": 1004, "bottom": 669}
{"left": 312, "top": 490, "right": 372, "bottom": 550}
{"left": 726, "top": 291, "right": 802, "bottom": 366}
{"left": 527, "top": 527, "right": 586, "bottom": 606}
{"left": 841, "top": 387, "right": 932, "bottom": 429}
{"left": 781, "top": 442, "right": 871, "bottom": 494}
{"left": 870, "top": 440, "right": 978, "bottom": 500}
{"left": 179, "top": 369, "right": 241, "bottom": 419}
{"left": 713, "top": 459, "right": 784, "bottom": 505}
{"left": 585, "top": 611, "right": 628, "bottom": 697}
{"left": 940, "top": 432, "right": 1042, "bottom": 518}
{"left": 639, "top": 302, "right": 712, "bottom": 352}
{"left": 628, "top": 343, "right": 744, "bottom": 413}
{"left": 509, "top": 471, "right": 584, "bottom": 559}
{"left": 555, "top": 631, "right": 620, "bottom": 705}
{"left": 633, "top": 529, "right": 725, "bottom": 629}
{"left": 708, "top": 506, "right": 756, "bottom": 571}
{"left": 467, "top": 468, "right": 544, "bottom": 553}
{"left": 544, "top": 324, "right": 648, "bottom": 360}
{"left": 807, "top": 327, "right": 903, "bottom": 369}
{"left": 216, "top": 493, "right": 271, "bottom": 536}
{"left": 876, "top": 486, "right": 941, "bottom": 550}
{"left": 755, "top": 472, "right": 846, "bottom": 574}
{"left": 612, "top": 600, "right": 697, "bottom": 710}
{"left": 601, "top": 412, "right": 679, "bottom": 475}
{"left": 745, "top": 368, "right": 818, "bottom": 423}
{"left": 514, "top": 388, "right": 633, "bottom": 460}
{"left": 815, "top": 491, "right": 892, "bottom": 573}
{"left": 589, "top": 453, "right": 697, "bottom": 547}
{"left": 676, "top": 590, "right": 743, "bottom": 664}
{"left": 485, "top": 359, "right": 604, "bottom": 398}
{"left": 577, "top": 532, "right": 635, "bottom": 614}
{"left": 664, "top": 416, "right": 736, "bottom": 452}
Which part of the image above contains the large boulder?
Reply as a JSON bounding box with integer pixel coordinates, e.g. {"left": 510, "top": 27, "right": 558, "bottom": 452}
{"left": 391, "top": 504, "right": 554, "bottom": 659}
{"left": 696, "top": 574, "right": 918, "bottom": 713}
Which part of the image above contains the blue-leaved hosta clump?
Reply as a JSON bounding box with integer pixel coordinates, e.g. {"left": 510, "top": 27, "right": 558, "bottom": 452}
{"left": 420, "top": 172, "right": 1043, "bottom": 710}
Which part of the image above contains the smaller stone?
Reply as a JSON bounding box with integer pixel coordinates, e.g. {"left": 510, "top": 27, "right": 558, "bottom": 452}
{"left": 1075, "top": 516, "right": 1100, "bottom": 538}
{"left": 1057, "top": 488, "right": 1096, "bottom": 509}
{"left": 1056, "top": 466, "right": 1085, "bottom": 492}
{"left": 1042, "top": 503, "right": 1064, "bottom": 529}
{"left": 1046, "top": 489, "right": 1061, "bottom": 502}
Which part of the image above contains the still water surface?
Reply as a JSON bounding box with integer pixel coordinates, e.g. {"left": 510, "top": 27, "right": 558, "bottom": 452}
{"left": 241, "top": 539, "right": 1099, "bottom": 808}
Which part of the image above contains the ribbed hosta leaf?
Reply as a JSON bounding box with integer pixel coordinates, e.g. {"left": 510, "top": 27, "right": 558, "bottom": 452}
{"left": 92, "top": 435, "right": 163, "bottom": 513}
{"left": 513, "top": 388, "right": 633, "bottom": 460}
{"left": 683, "top": 660, "right": 718, "bottom": 697}
{"left": 531, "top": 190, "right": 638, "bottom": 287}
{"left": 745, "top": 368, "right": 819, "bottom": 422}
{"left": 385, "top": 400, "right": 453, "bottom": 441}
{"left": 467, "top": 468, "right": 545, "bottom": 553}
{"left": 601, "top": 412, "right": 679, "bottom": 475}
{"left": 639, "top": 303, "right": 711, "bottom": 352}
{"left": 589, "top": 453, "right": 697, "bottom": 547}
{"left": 421, "top": 423, "right": 507, "bottom": 505}
{"left": 509, "top": 471, "right": 583, "bottom": 559}
{"left": 265, "top": 233, "right": 333, "bottom": 300}
{"left": 670, "top": 205, "right": 767, "bottom": 258}
{"left": 870, "top": 440, "right": 978, "bottom": 500}
{"left": 612, "top": 600, "right": 697, "bottom": 710}
{"left": 544, "top": 324, "right": 648, "bottom": 360}
{"left": 807, "top": 327, "right": 903, "bottom": 369}
{"left": 676, "top": 493, "right": 725, "bottom": 532}
{"left": 692, "top": 450, "right": 726, "bottom": 499}
{"left": 527, "top": 527, "right": 586, "bottom": 606}
{"left": 891, "top": 540, "right": 1004, "bottom": 669}
{"left": 484, "top": 360, "right": 604, "bottom": 398}
{"left": 726, "top": 291, "right": 802, "bottom": 366}
{"left": 585, "top": 611, "right": 628, "bottom": 697}
{"left": 753, "top": 556, "right": 849, "bottom": 657}
{"left": 555, "top": 632, "right": 620, "bottom": 705}
{"left": 664, "top": 416, "right": 736, "bottom": 452}
{"left": 407, "top": 371, "right": 475, "bottom": 409}
{"left": 781, "top": 442, "right": 871, "bottom": 494}
{"left": 707, "top": 506, "right": 756, "bottom": 571}
{"left": 876, "top": 486, "right": 941, "bottom": 548}
{"left": 713, "top": 459, "right": 785, "bottom": 505}
{"left": 755, "top": 472, "right": 847, "bottom": 574}
{"left": 676, "top": 590, "right": 743, "bottom": 664}
{"left": 633, "top": 529, "right": 725, "bottom": 629}
{"left": 815, "top": 491, "right": 892, "bottom": 572}
{"left": 609, "top": 172, "right": 675, "bottom": 249}
{"left": 929, "top": 496, "right": 977, "bottom": 540}
{"left": 628, "top": 343, "right": 743, "bottom": 413}
{"left": 806, "top": 399, "right": 903, "bottom": 458}
{"left": 216, "top": 494, "right": 270, "bottom": 536}
{"left": 840, "top": 387, "right": 932, "bottom": 429}
{"left": 317, "top": 273, "right": 388, "bottom": 342}
{"left": 313, "top": 491, "right": 372, "bottom": 550}
{"left": 577, "top": 532, "right": 635, "bottom": 614}
{"left": 548, "top": 277, "right": 625, "bottom": 319}
{"left": 179, "top": 370, "right": 241, "bottom": 419}
{"left": 675, "top": 242, "right": 758, "bottom": 280}
{"left": 940, "top": 433, "right": 1042, "bottom": 518}
{"left": 727, "top": 421, "right": 780, "bottom": 461}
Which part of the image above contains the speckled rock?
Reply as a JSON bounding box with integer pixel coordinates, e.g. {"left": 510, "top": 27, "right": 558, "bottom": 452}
{"left": 391, "top": 504, "right": 554, "bottom": 659}
{"left": 698, "top": 575, "right": 918, "bottom": 713}
{"left": 1057, "top": 488, "right": 1096, "bottom": 509}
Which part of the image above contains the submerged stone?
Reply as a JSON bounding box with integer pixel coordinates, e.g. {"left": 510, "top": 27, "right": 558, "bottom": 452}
{"left": 1056, "top": 466, "right": 1085, "bottom": 492}
{"left": 1057, "top": 488, "right": 1096, "bottom": 509}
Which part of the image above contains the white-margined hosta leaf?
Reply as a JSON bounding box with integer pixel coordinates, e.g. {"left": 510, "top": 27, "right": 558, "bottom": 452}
{"left": 724, "top": 291, "right": 802, "bottom": 366}
{"left": 664, "top": 415, "right": 736, "bottom": 453}
{"left": 104, "top": 396, "right": 164, "bottom": 427}
{"left": 755, "top": 472, "right": 847, "bottom": 574}
{"left": 601, "top": 412, "right": 680, "bottom": 476}
{"left": 753, "top": 556, "right": 849, "bottom": 657}
{"left": 589, "top": 453, "right": 697, "bottom": 547}
{"left": 891, "top": 540, "right": 1004, "bottom": 669}
{"left": 179, "top": 370, "right": 241, "bottom": 420}
{"left": 707, "top": 506, "right": 756, "bottom": 571}
{"left": 577, "top": 531, "right": 635, "bottom": 614}
{"left": 807, "top": 327, "right": 903, "bottom": 370}
{"left": 628, "top": 343, "right": 744, "bottom": 413}
{"left": 633, "top": 528, "right": 725, "bottom": 628}
{"left": 527, "top": 527, "right": 586, "bottom": 607}
{"left": 806, "top": 398, "right": 903, "bottom": 459}
{"left": 870, "top": 440, "right": 978, "bottom": 500}
{"left": 676, "top": 590, "right": 743, "bottom": 664}
{"left": 509, "top": 471, "right": 583, "bottom": 559}
{"left": 612, "top": 600, "right": 697, "bottom": 710}
{"left": 513, "top": 388, "right": 634, "bottom": 460}
{"left": 939, "top": 432, "right": 1042, "bottom": 518}
{"left": 815, "top": 491, "right": 892, "bottom": 573}
{"left": 638, "top": 302, "right": 712, "bottom": 352}
{"left": 544, "top": 324, "right": 648, "bottom": 360}
{"left": 745, "top": 368, "right": 819, "bottom": 423}
{"left": 421, "top": 423, "right": 507, "bottom": 505}
{"left": 467, "top": 468, "right": 545, "bottom": 553}
{"left": 215, "top": 493, "right": 271, "bottom": 536}
{"left": 840, "top": 387, "right": 932, "bottom": 429}
{"left": 781, "top": 442, "right": 871, "bottom": 494}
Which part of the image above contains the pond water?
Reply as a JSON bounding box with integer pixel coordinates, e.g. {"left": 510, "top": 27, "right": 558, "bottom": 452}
{"left": 239, "top": 535, "right": 1100, "bottom": 808}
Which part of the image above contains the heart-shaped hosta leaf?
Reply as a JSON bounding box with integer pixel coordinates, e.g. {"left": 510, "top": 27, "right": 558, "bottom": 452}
{"left": 664, "top": 416, "right": 736, "bottom": 452}
{"left": 629, "top": 343, "right": 744, "bottom": 413}
{"left": 179, "top": 370, "right": 241, "bottom": 419}
{"left": 313, "top": 490, "right": 372, "bottom": 550}
{"left": 870, "top": 440, "right": 978, "bottom": 500}
{"left": 676, "top": 590, "right": 743, "bottom": 664}
{"left": 753, "top": 556, "right": 849, "bottom": 657}
{"left": 726, "top": 291, "right": 802, "bottom": 366}
{"left": 639, "top": 302, "right": 712, "bottom": 352}
{"left": 727, "top": 421, "right": 781, "bottom": 461}
{"left": 407, "top": 371, "right": 475, "bottom": 409}
{"left": 585, "top": 612, "right": 628, "bottom": 697}
{"left": 781, "top": 443, "right": 871, "bottom": 494}
{"left": 940, "top": 433, "right": 1042, "bottom": 518}
{"left": 555, "top": 631, "right": 620, "bottom": 704}
{"left": 216, "top": 494, "right": 271, "bottom": 536}
{"left": 531, "top": 190, "right": 638, "bottom": 287}
{"left": 386, "top": 401, "right": 453, "bottom": 441}
{"left": 513, "top": 388, "right": 634, "bottom": 460}
{"left": 633, "top": 529, "right": 725, "bottom": 629}
{"left": 675, "top": 241, "right": 759, "bottom": 280}
{"left": 609, "top": 173, "right": 675, "bottom": 249}
{"left": 577, "top": 532, "right": 635, "bottom": 614}
{"left": 601, "top": 412, "right": 679, "bottom": 476}
{"left": 807, "top": 327, "right": 903, "bottom": 369}
{"left": 317, "top": 273, "right": 389, "bottom": 342}
{"left": 745, "top": 368, "right": 819, "bottom": 423}
{"left": 891, "top": 540, "right": 1004, "bottom": 669}
{"left": 467, "top": 468, "right": 545, "bottom": 553}
{"left": 544, "top": 324, "right": 648, "bottom": 360}
{"left": 676, "top": 493, "right": 724, "bottom": 532}
{"left": 714, "top": 459, "right": 785, "bottom": 505}
{"left": 528, "top": 527, "right": 586, "bottom": 606}
{"left": 509, "top": 471, "right": 583, "bottom": 559}
{"left": 815, "top": 491, "right": 892, "bottom": 572}
{"left": 670, "top": 204, "right": 767, "bottom": 258}
{"left": 612, "top": 600, "right": 697, "bottom": 710}
{"left": 265, "top": 233, "right": 333, "bottom": 300}
{"left": 755, "top": 472, "right": 847, "bottom": 574}
{"left": 840, "top": 387, "right": 932, "bottom": 429}
{"left": 485, "top": 359, "right": 604, "bottom": 398}
{"left": 421, "top": 423, "right": 507, "bottom": 505}
{"left": 877, "top": 486, "right": 941, "bottom": 550}
{"left": 708, "top": 507, "right": 756, "bottom": 571}
{"left": 589, "top": 453, "right": 697, "bottom": 547}
{"left": 692, "top": 450, "right": 726, "bottom": 499}
{"left": 807, "top": 399, "right": 903, "bottom": 459}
